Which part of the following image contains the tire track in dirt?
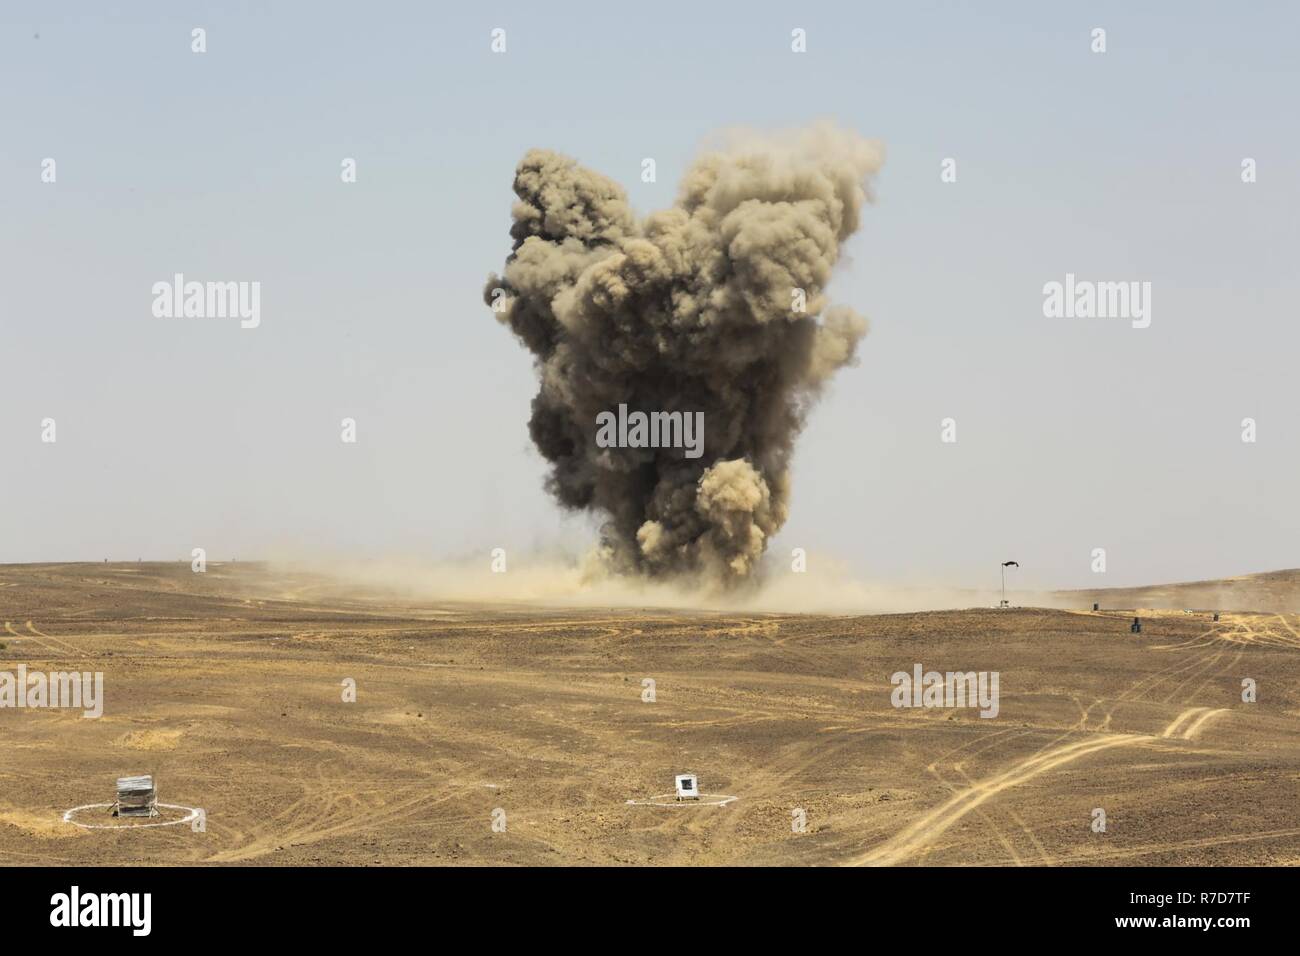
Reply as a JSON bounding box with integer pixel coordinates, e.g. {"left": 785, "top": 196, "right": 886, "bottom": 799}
{"left": 205, "top": 770, "right": 458, "bottom": 863}
{"left": 1159, "top": 707, "right": 1209, "bottom": 738}
{"left": 854, "top": 704, "right": 1231, "bottom": 866}
{"left": 1158, "top": 647, "right": 1229, "bottom": 703}
{"left": 4, "top": 621, "right": 67, "bottom": 657}
{"left": 701, "top": 734, "right": 863, "bottom": 853}
{"left": 852, "top": 733, "right": 1145, "bottom": 866}
{"left": 1054, "top": 826, "right": 1300, "bottom": 864}
{"left": 1178, "top": 708, "right": 1228, "bottom": 741}
{"left": 953, "top": 762, "right": 1053, "bottom": 865}
{"left": 950, "top": 761, "right": 1053, "bottom": 866}
{"left": 26, "top": 621, "right": 87, "bottom": 657}
{"left": 928, "top": 764, "right": 1023, "bottom": 866}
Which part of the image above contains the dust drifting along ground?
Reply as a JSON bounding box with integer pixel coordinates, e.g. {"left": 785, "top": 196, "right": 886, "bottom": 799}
{"left": 1, "top": 562, "right": 1298, "bottom": 866}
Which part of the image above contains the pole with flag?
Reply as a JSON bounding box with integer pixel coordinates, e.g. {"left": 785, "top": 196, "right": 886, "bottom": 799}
{"left": 1001, "top": 561, "right": 1019, "bottom": 608}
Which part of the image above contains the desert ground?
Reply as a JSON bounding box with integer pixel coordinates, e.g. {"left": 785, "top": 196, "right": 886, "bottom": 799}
{"left": 1, "top": 562, "right": 1298, "bottom": 866}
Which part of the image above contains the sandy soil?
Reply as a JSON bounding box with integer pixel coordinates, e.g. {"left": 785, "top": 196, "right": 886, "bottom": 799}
{"left": 1, "top": 562, "right": 1297, "bottom": 866}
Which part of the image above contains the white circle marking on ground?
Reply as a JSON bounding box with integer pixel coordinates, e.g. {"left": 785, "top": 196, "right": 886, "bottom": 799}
{"left": 624, "top": 793, "right": 738, "bottom": 807}
{"left": 62, "top": 803, "right": 202, "bottom": 830}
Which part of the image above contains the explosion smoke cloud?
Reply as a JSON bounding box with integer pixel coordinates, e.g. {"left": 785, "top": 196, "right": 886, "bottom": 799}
{"left": 485, "top": 124, "right": 882, "bottom": 586}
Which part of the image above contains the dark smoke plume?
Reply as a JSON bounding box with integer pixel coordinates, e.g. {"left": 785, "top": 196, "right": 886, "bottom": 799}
{"left": 484, "top": 124, "right": 882, "bottom": 586}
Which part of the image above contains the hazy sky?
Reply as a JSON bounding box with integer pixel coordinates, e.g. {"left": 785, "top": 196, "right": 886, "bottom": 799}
{"left": 3, "top": 1, "right": 1297, "bottom": 591}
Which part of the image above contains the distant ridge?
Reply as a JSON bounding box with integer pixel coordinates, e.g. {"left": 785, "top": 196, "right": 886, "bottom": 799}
{"left": 1056, "top": 569, "right": 1300, "bottom": 613}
